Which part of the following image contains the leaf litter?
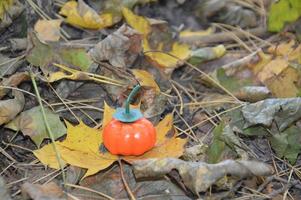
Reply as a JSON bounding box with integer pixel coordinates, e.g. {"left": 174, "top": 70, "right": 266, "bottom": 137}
{"left": 1, "top": 0, "right": 301, "bottom": 199}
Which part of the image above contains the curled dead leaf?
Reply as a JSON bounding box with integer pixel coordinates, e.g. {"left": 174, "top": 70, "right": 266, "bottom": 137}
{"left": 0, "top": 72, "right": 29, "bottom": 98}
{"left": 132, "top": 158, "right": 273, "bottom": 194}
{"left": 89, "top": 24, "right": 142, "bottom": 68}
{"left": 0, "top": 90, "right": 24, "bottom": 125}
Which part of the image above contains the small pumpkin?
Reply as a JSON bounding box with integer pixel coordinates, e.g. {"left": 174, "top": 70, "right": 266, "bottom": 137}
{"left": 102, "top": 85, "right": 156, "bottom": 156}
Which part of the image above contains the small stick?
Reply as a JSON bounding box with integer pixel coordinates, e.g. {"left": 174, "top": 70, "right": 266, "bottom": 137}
{"left": 118, "top": 158, "right": 136, "bottom": 200}
{"left": 179, "top": 27, "right": 269, "bottom": 46}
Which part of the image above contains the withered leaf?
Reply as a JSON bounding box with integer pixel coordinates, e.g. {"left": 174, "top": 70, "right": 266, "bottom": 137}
{"left": 0, "top": 90, "right": 24, "bottom": 125}
{"left": 89, "top": 24, "right": 142, "bottom": 68}
{"left": 6, "top": 106, "right": 66, "bottom": 147}
{"left": 133, "top": 158, "right": 273, "bottom": 194}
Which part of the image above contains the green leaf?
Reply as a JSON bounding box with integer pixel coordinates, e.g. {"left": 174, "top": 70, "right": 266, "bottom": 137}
{"left": 6, "top": 106, "right": 66, "bottom": 147}
{"left": 270, "top": 126, "right": 301, "bottom": 164}
{"left": 216, "top": 68, "right": 253, "bottom": 92}
{"left": 268, "top": 0, "right": 301, "bottom": 32}
{"left": 27, "top": 33, "right": 92, "bottom": 72}
{"left": 227, "top": 110, "right": 269, "bottom": 136}
{"left": 207, "top": 123, "right": 225, "bottom": 163}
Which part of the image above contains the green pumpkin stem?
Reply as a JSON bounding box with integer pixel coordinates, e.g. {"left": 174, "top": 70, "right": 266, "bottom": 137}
{"left": 125, "top": 84, "right": 141, "bottom": 115}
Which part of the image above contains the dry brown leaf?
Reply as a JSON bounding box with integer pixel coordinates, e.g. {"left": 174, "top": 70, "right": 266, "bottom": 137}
{"left": 249, "top": 42, "right": 301, "bottom": 98}
{"left": 265, "top": 67, "right": 300, "bottom": 98}
{"left": 6, "top": 106, "right": 66, "bottom": 147}
{"left": 89, "top": 24, "right": 142, "bottom": 68}
{"left": 133, "top": 158, "right": 274, "bottom": 194}
{"left": 132, "top": 69, "right": 160, "bottom": 93}
{"left": 0, "top": 90, "right": 24, "bottom": 125}
{"left": 21, "top": 182, "right": 68, "bottom": 200}
{"left": 0, "top": 72, "right": 29, "bottom": 98}
{"left": 122, "top": 7, "right": 191, "bottom": 69}
{"left": 34, "top": 19, "right": 62, "bottom": 42}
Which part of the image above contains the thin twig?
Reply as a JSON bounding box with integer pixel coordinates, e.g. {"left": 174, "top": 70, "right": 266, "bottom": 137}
{"left": 65, "top": 183, "right": 114, "bottom": 200}
{"left": 118, "top": 158, "right": 136, "bottom": 200}
{"left": 30, "top": 70, "right": 66, "bottom": 184}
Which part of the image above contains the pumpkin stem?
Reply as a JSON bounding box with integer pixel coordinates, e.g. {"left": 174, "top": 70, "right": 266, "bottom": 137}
{"left": 125, "top": 84, "right": 141, "bottom": 115}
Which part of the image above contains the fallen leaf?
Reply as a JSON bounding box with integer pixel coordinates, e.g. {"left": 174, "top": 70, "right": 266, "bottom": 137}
{"left": 0, "top": 0, "right": 13, "bottom": 20}
{"left": 141, "top": 91, "right": 167, "bottom": 118}
{"left": 34, "top": 19, "right": 62, "bottom": 42}
{"left": 58, "top": 120, "right": 117, "bottom": 178}
{"left": 0, "top": 54, "right": 24, "bottom": 76}
{"left": 265, "top": 66, "right": 300, "bottom": 98}
{"left": 207, "top": 123, "right": 247, "bottom": 163}
{"left": 59, "top": 0, "right": 113, "bottom": 30}
{"left": 179, "top": 28, "right": 213, "bottom": 39}
{"left": 0, "top": 0, "right": 23, "bottom": 32}
{"left": 34, "top": 103, "right": 187, "bottom": 178}
{"left": 59, "top": 0, "right": 153, "bottom": 30}
{"left": 0, "top": 90, "right": 24, "bottom": 125}
{"left": 88, "top": 24, "right": 142, "bottom": 68}
{"left": 183, "top": 144, "right": 208, "bottom": 162}
{"left": 248, "top": 43, "right": 301, "bottom": 98}
{"left": 188, "top": 45, "right": 226, "bottom": 65}
{"left": 26, "top": 32, "right": 92, "bottom": 76}
{"left": 33, "top": 143, "right": 66, "bottom": 169}
{"left": 132, "top": 158, "right": 273, "bottom": 194}
{"left": 0, "top": 72, "right": 29, "bottom": 98}
{"left": 199, "top": 0, "right": 257, "bottom": 28}
{"left": 122, "top": 7, "right": 191, "bottom": 69}
{"left": 207, "top": 123, "right": 226, "bottom": 163}
{"left": 6, "top": 106, "right": 67, "bottom": 147}
{"left": 121, "top": 6, "right": 150, "bottom": 36}
{"left": 234, "top": 86, "right": 270, "bottom": 103}
{"left": 213, "top": 67, "right": 254, "bottom": 92}
{"left": 132, "top": 69, "right": 160, "bottom": 93}
{"left": 268, "top": 0, "right": 301, "bottom": 32}
{"left": 225, "top": 106, "right": 301, "bottom": 164}
{"left": 143, "top": 40, "right": 191, "bottom": 69}
{"left": 21, "top": 182, "right": 67, "bottom": 200}
{"left": 74, "top": 163, "right": 189, "bottom": 200}
{"left": 242, "top": 98, "right": 301, "bottom": 131}
{"left": 270, "top": 126, "right": 301, "bottom": 164}
{"left": 257, "top": 58, "right": 288, "bottom": 83}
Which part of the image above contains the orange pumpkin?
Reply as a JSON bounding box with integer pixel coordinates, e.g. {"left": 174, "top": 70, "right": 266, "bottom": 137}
{"left": 102, "top": 85, "right": 157, "bottom": 156}
{"left": 103, "top": 118, "right": 156, "bottom": 155}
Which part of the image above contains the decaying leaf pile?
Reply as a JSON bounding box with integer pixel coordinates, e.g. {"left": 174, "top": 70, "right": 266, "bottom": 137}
{"left": 1, "top": 0, "right": 301, "bottom": 199}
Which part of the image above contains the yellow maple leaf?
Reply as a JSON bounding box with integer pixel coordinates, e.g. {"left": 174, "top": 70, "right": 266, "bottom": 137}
{"left": 34, "top": 103, "right": 187, "bottom": 178}
{"left": 59, "top": 0, "right": 113, "bottom": 30}
{"left": 132, "top": 69, "right": 160, "bottom": 93}
{"left": 122, "top": 7, "right": 191, "bottom": 68}
{"left": 33, "top": 143, "right": 66, "bottom": 169}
